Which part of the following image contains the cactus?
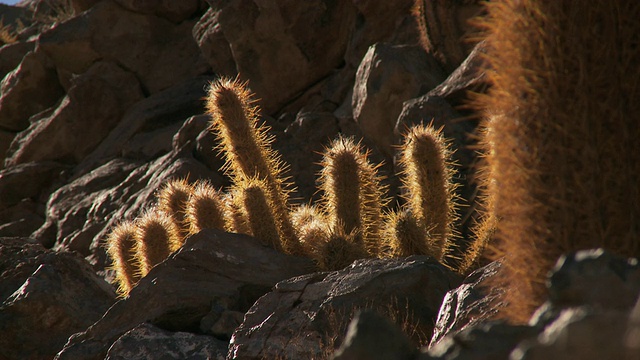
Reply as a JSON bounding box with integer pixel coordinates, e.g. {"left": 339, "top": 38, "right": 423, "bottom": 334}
{"left": 221, "top": 190, "right": 252, "bottom": 235}
{"left": 397, "top": 124, "right": 458, "bottom": 262}
{"left": 318, "top": 136, "right": 388, "bottom": 257}
{"left": 384, "top": 209, "right": 434, "bottom": 258}
{"left": 206, "top": 78, "right": 301, "bottom": 255}
{"left": 157, "top": 178, "right": 193, "bottom": 241}
{"left": 185, "top": 181, "right": 226, "bottom": 235}
{"left": 134, "top": 210, "right": 182, "bottom": 276}
{"left": 476, "top": 0, "right": 640, "bottom": 322}
{"left": 232, "top": 177, "right": 284, "bottom": 252}
{"left": 313, "top": 229, "right": 368, "bottom": 271}
{"left": 105, "top": 221, "right": 141, "bottom": 297}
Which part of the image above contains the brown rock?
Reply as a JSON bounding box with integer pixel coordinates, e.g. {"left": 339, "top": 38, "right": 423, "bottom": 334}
{"left": 0, "top": 161, "right": 68, "bottom": 211}
{"left": 229, "top": 256, "right": 462, "bottom": 359}
{"left": 105, "top": 323, "right": 228, "bottom": 360}
{"left": 55, "top": 229, "right": 315, "bottom": 360}
{"left": 114, "top": 0, "right": 201, "bottom": 23}
{"left": 0, "top": 237, "right": 116, "bottom": 360}
{"left": 72, "top": 76, "right": 213, "bottom": 176}
{"left": 414, "top": 0, "right": 484, "bottom": 73}
{"left": 213, "top": 0, "right": 358, "bottom": 114}
{"left": 0, "top": 199, "right": 45, "bottom": 238}
{"left": 352, "top": 43, "right": 445, "bottom": 159}
{"left": 192, "top": 8, "right": 237, "bottom": 77}
{"left": 38, "top": 1, "right": 210, "bottom": 94}
{"left": 0, "top": 50, "right": 64, "bottom": 131}
{"left": 5, "top": 60, "right": 143, "bottom": 167}
{"left": 0, "top": 41, "right": 35, "bottom": 80}
{"left": 70, "top": 0, "right": 102, "bottom": 13}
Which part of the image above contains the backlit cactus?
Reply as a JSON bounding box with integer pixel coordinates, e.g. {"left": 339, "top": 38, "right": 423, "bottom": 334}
{"left": 134, "top": 210, "right": 182, "bottom": 277}
{"left": 185, "top": 181, "right": 226, "bottom": 235}
{"left": 105, "top": 221, "right": 141, "bottom": 297}
{"left": 157, "top": 178, "right": 193, "bottom": 241}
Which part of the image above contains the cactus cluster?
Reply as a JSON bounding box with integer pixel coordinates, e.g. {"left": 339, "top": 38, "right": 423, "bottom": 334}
{"left": 105, "top": 78, "right": 463, "bottom": 297}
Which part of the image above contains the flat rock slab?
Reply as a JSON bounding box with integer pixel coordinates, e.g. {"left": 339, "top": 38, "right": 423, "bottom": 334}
{"left": 229, "top": 256, "right": 462, "bottom": 359}
{"left": 55, "top": 229, "right": 315, "bottom": 360}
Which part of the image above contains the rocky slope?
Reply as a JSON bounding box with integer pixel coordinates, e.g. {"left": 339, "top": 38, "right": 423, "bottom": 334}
{"left": 0, "top": 0, "right": 638, "bottom": 359}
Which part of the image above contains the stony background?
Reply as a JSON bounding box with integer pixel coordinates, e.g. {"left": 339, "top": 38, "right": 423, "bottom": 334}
{"left": 0, "top": 1, "right": 638, "bottom": 359}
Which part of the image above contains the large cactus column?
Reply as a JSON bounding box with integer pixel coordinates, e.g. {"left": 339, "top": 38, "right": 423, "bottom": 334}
{"left": 478, "top": 0, "right": 640, "bottom": 322}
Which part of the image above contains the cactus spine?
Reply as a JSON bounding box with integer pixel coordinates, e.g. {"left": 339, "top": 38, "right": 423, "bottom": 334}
{"left": 185, "top": 181, "right": 226, "bottom": 235}
{"left": 206, "top": 78, "right": 301, "bottom": 255}
{"left": 134, "top": 210, "right": 182, "bottom": 276}
{"left": 318, "top": 136, "right": 387, "bottom": 257}
{"left": 233, "top": 177, "right": 283, "bottom": 252}
{"left": 397, "top": 124, "right": 458, "bottom": 262}
{"left": 157, "top": 178, "right": 193, "bottom": 241}
{"left": 105, "top": 221, "right": 141, "bottom": 297}
{"left": 477, "top": 0, "right": 640, "bottom": 322}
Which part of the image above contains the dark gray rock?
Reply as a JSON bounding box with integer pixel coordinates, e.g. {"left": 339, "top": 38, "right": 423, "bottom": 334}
{"left": 55, "top": 229, "right": 315, "bottom": 360}
{"left": 423, "top": 321, "right": 537, "bottom": 360}
{"left": 229, "top": 256, "right": 462, "bottom": 359}
{"left": 332, "top": 310, "right": 417, "bottom": 360}
{"left": 0, "top": 237, "right": 116, "bottom": 360}
{"left": 429, "top": 261, "right": 503, "bottom": 347}
{"left": 105, "top": 323, "right": 228, "bottom": 360}
{"left": 192, "top": 8, "right": 237, "bottom": 78}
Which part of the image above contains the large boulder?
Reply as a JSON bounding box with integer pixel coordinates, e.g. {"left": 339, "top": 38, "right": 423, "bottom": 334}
{"left": 229, "top": 256, "right": 462, "bottom": 359}
{"left": 55, "top": 229, "right": 315, "bottom": 360}
{"left": 352, "top": 43, "right": 445, "bottom": 159}
{"left": 0, "top": 50, "right": 64, "bottom": 132}
{"left": 211, "top": 0, "right": 358, "bottom": 114}
{"left": 0, "top": 237, "right": 116, "bottom": 360}
{"left": 38, "top": 0, "right": 210, "bottom": 94}
{"left": 5, "top": 60, "right": 144, "bottom": 167}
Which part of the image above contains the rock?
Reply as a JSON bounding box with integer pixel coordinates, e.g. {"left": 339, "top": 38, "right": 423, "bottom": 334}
{"left": 352, "top": 43, "right": 445, "bottom": 159}
{"left": 5, "top": 60, "right": 144, "bottom": 167}
{"left": 0, "top": 40, "right": 35, "bottom": 80}
{"left": 547, "top": 248, "right": 640, "bottom": 311}
{"left": 0, "top": 237, "right": 116, "bottom": 360}
{"left": 72, "top": 75, "right": 213, "bottom": 177}
{"left": 213, "top": 0, "right": 358, "bottom": 114}
{"left": 229, "top": 256, "right": 462, "bottom": 359}
{"left": 429, "top": 261, "right": 503, "bottom": 347}
{"left": 423, "top": 321, "right": 538, "bottom": 360}
{"left": 114, "top": 0, "right": 201, "bottom": 23}
{"left": 0, "top": 199, "right": 45, "bottom": 237}
{"left": 332, "top": 310, "right": 417, "bottom": 360}
{"left": 413, "top": 0, "right": 484, "bottom": 73}
{"left": 69, "top": 0, "right": 103, "bottom": 13}
{"left": 0, "top": 161, "right": 68, "bottom": 211}
{"left": 345, "top": 0, "right": 421, "bottom": 68}
{"left": 528, "top": 248, "right": 640, "bottom": 328}
{"left": 38, "top": 0, "right": 210, "bottom": 94}
{"left": 104, "top": 323, "right": 228, "bottom": 360}
{"left": 192, "top": 8, "right": 237, "bottom": 77}
{"left": 513, "top": 307, "right": 632, "bottom": 360}
{"left": 55, "top": 229, "right": 315, "bottom": 360}
{"left": 0, "top": 50, "right": 64, "bottom": 131}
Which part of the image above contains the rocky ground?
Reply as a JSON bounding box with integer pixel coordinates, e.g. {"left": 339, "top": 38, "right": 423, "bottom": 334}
{"left": 1, "top": 0, "right": 639, "bottom": 359}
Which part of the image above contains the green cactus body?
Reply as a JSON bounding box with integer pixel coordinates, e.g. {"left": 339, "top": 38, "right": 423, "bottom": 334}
{"left": 105, "top": 221, "right": 141, "bottom": 297}
{"left": 206, "top": 78, "right": 300, "bottom": 255}
{"left": 318, "top": 136, "right": 387, "bottom": 257}
{"left": 398, "top": 124, "right": 458, "bottom": 262}
{"left": 134, "top": 210, "right": 182, "bottom": 276}
{"left": 477, "top": 0, "right": 640, "bottom": 322}
{"left": 157, "top": 178, "right": 193, "bottom": 242}
{"left": 185, "top": 181, "right": 226, "bottom": 235}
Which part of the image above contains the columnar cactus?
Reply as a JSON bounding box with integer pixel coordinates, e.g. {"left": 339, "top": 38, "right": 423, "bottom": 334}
{"left": 157, "top": 178, "right": 193, "bottom": 241}
{"left": 185, "top": 181, "right": 226, "bottom": 235}
{"left": 134, "top": 210, "right": 182, "bottom": 276}
{"left": 206, "top": 78, "right": 301, "bottom": 255}
{"left": 476, "top": 0, "right": 640, "bottom": 322}
{"left": 397, "top": 124, "right": 458, "bottom": 262}
{"left": 105, "top": 221, "right": 141, "bottom": 297}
